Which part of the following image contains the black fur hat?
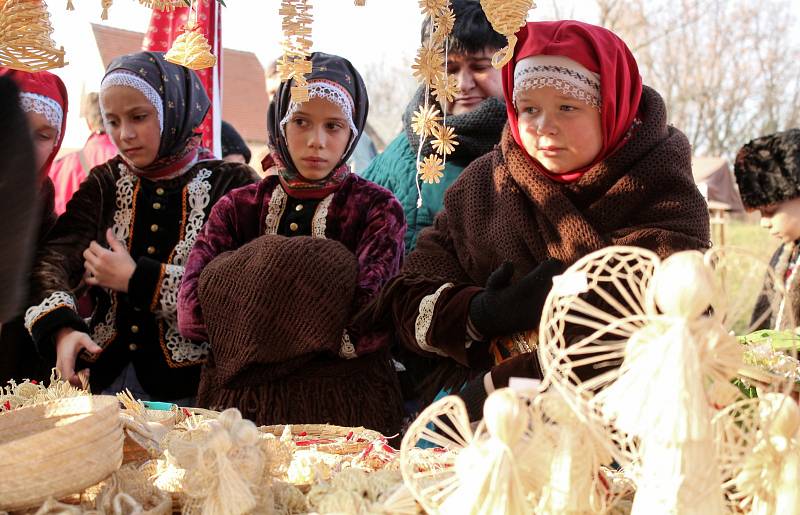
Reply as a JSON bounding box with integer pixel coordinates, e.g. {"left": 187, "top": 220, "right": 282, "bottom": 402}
{"left": 734, "top": 129, "right": 800, "bottom": 209}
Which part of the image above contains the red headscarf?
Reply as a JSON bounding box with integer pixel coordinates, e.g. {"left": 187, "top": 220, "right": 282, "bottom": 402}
{"left": 502, "top": 20, "right": 642, "bottom": 183}
{"left": 0, "top": 68, "right": 69, "bottom": 177}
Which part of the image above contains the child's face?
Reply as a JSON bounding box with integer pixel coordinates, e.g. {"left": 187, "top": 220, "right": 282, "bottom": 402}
{"left": 101, "top": 86, "right": 161, "bottom": 168}
{"left": 26, "top": 111, "right": 58, "bottom": 174}
{"left": 759, "top": 198, "right": 800, "bottom": 243}
{"left": 284, "top": 96, "right": 351, "bottom": 180}
{"left": 515, "top": 86, "right": 602, "bottom": 174}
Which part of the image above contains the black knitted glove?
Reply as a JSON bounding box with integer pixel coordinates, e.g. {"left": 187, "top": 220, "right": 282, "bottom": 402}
{"left": 468, "top": 259, "right": 563, "bottom": 340}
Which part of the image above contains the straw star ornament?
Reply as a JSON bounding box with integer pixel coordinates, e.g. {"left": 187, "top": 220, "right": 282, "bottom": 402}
{"left": 418, "top": 154, "right": 445, "bottom": 184}
{"left": 411, "top": 104, "right": 442, "bottom": 138}
{"left": 411, "top": 41, "right": 445, "bottom": 84}
{"left": 432, "top": 124, "right": 458, "bottom": 156}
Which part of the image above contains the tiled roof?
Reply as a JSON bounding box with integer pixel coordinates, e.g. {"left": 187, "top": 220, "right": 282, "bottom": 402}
{"left": 91, "top": 23, "right": 267, "bottom": 144}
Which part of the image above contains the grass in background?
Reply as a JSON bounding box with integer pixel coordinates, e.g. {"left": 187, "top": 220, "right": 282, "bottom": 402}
{"left": 715, "top": 218, "right": 781, "bottom": 334}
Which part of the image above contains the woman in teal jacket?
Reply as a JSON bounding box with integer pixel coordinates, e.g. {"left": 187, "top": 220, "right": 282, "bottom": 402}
{"left": 362, "top": 0, "right": 507, "bottom": 252}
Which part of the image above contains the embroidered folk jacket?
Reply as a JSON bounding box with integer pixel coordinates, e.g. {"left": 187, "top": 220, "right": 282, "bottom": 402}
{"left": 25, "top": 156, "right": 257, "bottom": 398}
{"left": 178, "top": 173, "right": 406, "bottom": 359}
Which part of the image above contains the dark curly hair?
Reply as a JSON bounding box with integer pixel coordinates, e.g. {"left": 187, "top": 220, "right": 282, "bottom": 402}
{"left": 420, "top": 0, "right": 505, "bottom": 55}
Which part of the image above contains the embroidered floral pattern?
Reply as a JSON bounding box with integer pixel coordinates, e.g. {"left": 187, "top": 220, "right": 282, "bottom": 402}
{"left": 414, "top": 283, "right": 453, "bottom": 357}
{"left": 155, "top": 169, "right": 213, "bottom": 364}
{"left": 264, "top": 185, "right": 288, "bottom": 235}
{"left": 311, "top": 194, "right": 333, "bottom": 239}
{"left": 513, "top": 76, "right": 601, "bottom": 111}
{"left": 24, "top": 291, "right": 76, "bottom": 333}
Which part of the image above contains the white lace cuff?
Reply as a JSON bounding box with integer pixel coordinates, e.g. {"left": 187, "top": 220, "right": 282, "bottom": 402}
{"left": 24, "top": 291, "right": 77, "bottom": 333}
{"left": 414, "top": 283, "right": 453, "bottom": 357}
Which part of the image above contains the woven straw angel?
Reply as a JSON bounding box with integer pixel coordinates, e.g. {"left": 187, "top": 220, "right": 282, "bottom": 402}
{"left": 401, "top": 388, "right": 551, "bottom": 514}
{"left": 714, "top": 392, "right": 800, "bottom": 515}
{"left": 537, "top": 246, "right": 793, "bottom": 515}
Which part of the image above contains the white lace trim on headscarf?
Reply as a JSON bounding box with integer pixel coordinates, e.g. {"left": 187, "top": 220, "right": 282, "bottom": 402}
{"left": 513, "top": 55, "right": 602, "bottom": 111}
{"left": 279, "top": 80, "right": 359, "bottom": 141}
{"left": 19, "top": 92, "right": 63, "bottom": 140}
{"left": 100, "top": 71, "right": 164, "bottom": 133}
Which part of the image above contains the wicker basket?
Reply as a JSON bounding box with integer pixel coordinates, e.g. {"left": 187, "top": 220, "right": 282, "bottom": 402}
{"left": 0, "top": 395, "right": 123, "bottom": 510}
{"left": 259, "top": 423, "right": 382, "bottom": 455}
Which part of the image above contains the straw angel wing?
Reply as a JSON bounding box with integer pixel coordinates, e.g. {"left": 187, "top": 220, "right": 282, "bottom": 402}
{"left": 714, "top": 393, "right": 800, "bottom": 515}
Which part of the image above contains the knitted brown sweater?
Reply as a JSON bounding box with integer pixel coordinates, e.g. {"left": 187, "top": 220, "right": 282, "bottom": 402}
{"left": 197, "top": 234, "right": 359, "bottom": 386}
{"left": 365, "top": 86, "right": 711, "bottom": 395}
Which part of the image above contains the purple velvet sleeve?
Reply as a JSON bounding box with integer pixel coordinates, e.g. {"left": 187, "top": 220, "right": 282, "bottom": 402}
{"left": 178, "top": 194, "right": 241, "bottom": 341}
{"left": 352, "top": 194, "right": 406, "bottom": 314}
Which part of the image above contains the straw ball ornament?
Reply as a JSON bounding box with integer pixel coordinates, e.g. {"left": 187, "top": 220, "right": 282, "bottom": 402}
{"left": 0, "top": 0, "right": 66, "bottom": 72}
{"left": 165, "top": 25, "right": 217, "bottom": 70}
{"left": 479, "top": 0, "right": 536, "bottom": 68}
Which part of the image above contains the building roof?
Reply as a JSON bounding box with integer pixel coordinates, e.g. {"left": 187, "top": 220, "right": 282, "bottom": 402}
{"left": 91, "top": 23, "right": 267, "bottom": 144}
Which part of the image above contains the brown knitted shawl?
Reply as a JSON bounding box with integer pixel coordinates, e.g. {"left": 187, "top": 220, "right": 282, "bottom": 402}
{"left": 405, "top": 86, "right": 710, "bottom": 284}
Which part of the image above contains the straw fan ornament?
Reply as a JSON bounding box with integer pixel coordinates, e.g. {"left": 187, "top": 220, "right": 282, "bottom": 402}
{"left": 278, "top": 0, "right": 313, "bottom": 103}
{"left": 479, "top": 0, "right": 536, "bottom": 68}
{"left": 0, "top": 0, "right": 66, "bottom": 72}
{"left": 410, "top": 0, "right": 460, "bottom": 208}
{"left": 164, "top": 0, "right": 217, "bottom": 70}
{"left": 536, "top": 246, "right": 793, "bottom": 515}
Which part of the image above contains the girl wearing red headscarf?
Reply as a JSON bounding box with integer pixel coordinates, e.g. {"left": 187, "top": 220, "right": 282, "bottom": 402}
{"left": 0, "top": 68, "right": 68, "bottom": 385}
{"left": 361, "top": 20, "right": 711, "bottom": 421}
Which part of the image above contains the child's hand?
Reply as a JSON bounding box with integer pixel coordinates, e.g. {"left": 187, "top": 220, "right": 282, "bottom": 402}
{"left": 55, "top": 327, "right": 101, "bottom": 387}
{"left": 83, "top": 228, "right": 137, "bottom": 293}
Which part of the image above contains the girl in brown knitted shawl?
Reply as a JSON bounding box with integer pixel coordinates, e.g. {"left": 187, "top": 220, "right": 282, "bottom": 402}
{"left": 362, "top": 20, "right": 710, "bottom": 421}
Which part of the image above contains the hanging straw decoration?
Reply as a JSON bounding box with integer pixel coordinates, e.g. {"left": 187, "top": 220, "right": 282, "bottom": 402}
{"left": 66, "top": 0, "right": 74, "bottom": 11}
{"left": 354, "top": 0, "right": 366, "bottom": 4}
{"left": 99, "top": 0, "right": 112, "bottom": 19}
{"left": 0, "top": 0, "right": 66, "bottom": 72}
{"left": 278, "top": 0, "right": 313, "bottom": 103}
{"left": 164, "top": 0, "right": 217, "bottom": 70}
{"left": 138, "top": 0, "right": 184, "bottom": 11}
{"left": 412, "top": 0, "right": 458, "bottom": 207}
{"left": 479, "top": 0, "right": 535, "bottom": 68}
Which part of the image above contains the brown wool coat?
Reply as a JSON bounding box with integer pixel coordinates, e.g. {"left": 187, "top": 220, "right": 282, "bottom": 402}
{"left": 367, "top": 86, "right": 711, "bottom": 395}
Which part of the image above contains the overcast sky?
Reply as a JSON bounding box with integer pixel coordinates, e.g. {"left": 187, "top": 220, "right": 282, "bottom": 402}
{"left": 46, "top": 0, "right": 605, "bottom": 73}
